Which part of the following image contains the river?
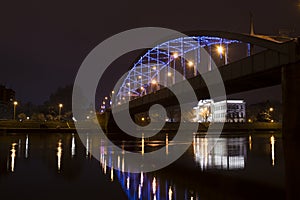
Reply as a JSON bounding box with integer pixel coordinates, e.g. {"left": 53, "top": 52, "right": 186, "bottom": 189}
{"left": 0, "top": 131, "right": 285, "bottom": 200}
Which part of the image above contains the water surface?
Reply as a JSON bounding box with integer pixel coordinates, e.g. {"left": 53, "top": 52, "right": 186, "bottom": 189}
{"left": 0, "top": 132, "right": 285, "bottom": 199}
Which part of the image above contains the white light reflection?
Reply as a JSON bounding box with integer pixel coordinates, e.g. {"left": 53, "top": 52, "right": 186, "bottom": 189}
{"left": 110, "top": 166, "right": 114, "bottom": 181}
{"left": 249, "top": 135, "right": 252, "bottom": 151}
{"left": 152, "top": 177, "right": 157, "bottom": 194}
{"left": 10, "top": 143, "right": 17, "bottom": 172}
{"left": 71, "top": 133, "right": 76, "bottom": 157}
{"left": 57, "top": 139, "right": 62, "bottom": 172}
{"left": 270, "top": 135, "right": 275, "bottom": 166}
{"left": 18, "top": 139, "right": 21, "bottom": 157}
{"left": 193, "top": 136, "right": 246, "bottom": 170}
{"left": 126, "top": 176, "right": 130, "bottom": 190}
{"left": 138, "top": 184, "right": 142, "bottom": 199}
{"left": 104, "top": 159, "right": 107, "bottom": 174}
{"left": 122, "top": 157, "right": 125, "bottom": 172}
{"left": 168, "top": 186, "right": 173, "bottom": 200}
{"left": 142, "top": 134, "right": 145, "bottom": 155}
{"left": 140, "top": 172, "right": 144, "bottom": 186}
{"left": 166, "top": 134, "right": 169, "bottom": 155}
{"left": 25, "top": 134, "right": 29, "bottom": 158}
{"left": 117, "top": 155, "right": 120, "bottom": 170}
{"left": 86, "top": 135, "right": 89, "bottom": 158}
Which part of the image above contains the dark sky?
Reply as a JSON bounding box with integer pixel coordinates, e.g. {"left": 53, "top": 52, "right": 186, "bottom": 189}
{"left": 1, "top": 0, "right": 299, "bottom": 104}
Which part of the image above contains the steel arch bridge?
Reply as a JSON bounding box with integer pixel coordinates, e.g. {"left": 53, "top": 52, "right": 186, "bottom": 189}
{"left": 113, "top": 31, "right": 292, "bottom": 106}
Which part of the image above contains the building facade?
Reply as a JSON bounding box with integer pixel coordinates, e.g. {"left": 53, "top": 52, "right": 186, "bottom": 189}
{"left": 193, "top": 99, "right": 246, "bottom": 123}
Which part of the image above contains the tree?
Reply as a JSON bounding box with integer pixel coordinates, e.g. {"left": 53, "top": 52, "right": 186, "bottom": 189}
{"left": 31, "top": 113, "right": 46, "bottom": 121}
{"left": 18, "top": 113, "right": 27, "bottom": 120}
{"left": 46, "top": 114, "right": 54, "bottom": 121}
{"left": 200, "top": 106, "right": 211, "bottom": 122}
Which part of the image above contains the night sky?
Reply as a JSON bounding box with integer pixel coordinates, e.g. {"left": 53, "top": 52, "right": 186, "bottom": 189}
{"left": 1, "top": 0, "right": 299, "bottom": 105}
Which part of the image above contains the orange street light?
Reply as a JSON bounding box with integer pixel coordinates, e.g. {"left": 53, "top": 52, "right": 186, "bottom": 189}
{"left": 172, "top": 52, "right": 179, "bottom": 59}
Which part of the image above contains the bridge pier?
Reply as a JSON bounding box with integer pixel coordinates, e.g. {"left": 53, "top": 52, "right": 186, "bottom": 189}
{"left": 282, "top": 61, "right": 300, "bottom": 199}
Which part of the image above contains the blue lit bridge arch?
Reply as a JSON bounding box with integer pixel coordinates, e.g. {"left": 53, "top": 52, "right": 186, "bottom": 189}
{"left": 114, "top": 36, "right": 241, "bottom": 105}
{"left": 111, "top": 30, "right": 291, "bottom": 106}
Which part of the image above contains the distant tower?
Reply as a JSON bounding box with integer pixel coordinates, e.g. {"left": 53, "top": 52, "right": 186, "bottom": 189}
{"left": 248, "top": 12, "right": 255, "bottom": 56}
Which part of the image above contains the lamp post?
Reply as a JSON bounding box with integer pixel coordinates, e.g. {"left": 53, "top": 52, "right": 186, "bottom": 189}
{"left": 58, "top": 103, "right": 63, "bottom": 121}
{"left": 110, "top": 90, "right": 114, "bottom": 106}
{"left": 13, "top": 101, "right": 18, "bottom": 120}
{"left": 269, "top": 107, "right": 274, "bottom": 122}
{"left": 172, "top": 52, "right": 178, "bottom": 84}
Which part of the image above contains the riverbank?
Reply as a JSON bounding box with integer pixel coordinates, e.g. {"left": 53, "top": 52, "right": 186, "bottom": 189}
{"left": 159, "top": 122, "right": 282, "bottom": 132}
{"left": 0, "top": 120, "right": 76, "bottom": 133}
{"left": 0, "top": 120, "right": 281, "bottom": 134}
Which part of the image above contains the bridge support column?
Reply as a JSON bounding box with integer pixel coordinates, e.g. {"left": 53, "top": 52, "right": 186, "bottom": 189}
{"left": 282, "top": 62, "right": 300, "bottom": 200}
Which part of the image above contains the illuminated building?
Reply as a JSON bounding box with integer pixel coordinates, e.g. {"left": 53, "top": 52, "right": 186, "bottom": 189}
{"left": 193, "top": 99, "right": 246, "bottom": 122}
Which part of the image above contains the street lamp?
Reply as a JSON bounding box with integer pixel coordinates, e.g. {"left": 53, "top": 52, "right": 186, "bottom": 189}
{"left": 109, "top": 90, "right": 115, "bottom": 106}
{"left": 58, "top": 103, "right": 63, "bottom": 121}
{"left": 151, "top": 79, "right": 157, "bottom": 85}
{"left": 268, "top": 107, "right": 274, "bottom": 122}
{"left": 187, "top": 60, "right": 196, "bottom": 76}
{"left": 217, "top": 45, "right": 224, "bottom": 55}
{"left": 151, "top": 79, "right": 158, "bottom": 93}
{"left": 217, "top": 45, "right": 228, "bottom": 65}
{"left": 188, "top": 61, "right": 193, "bottom": 67}
{"left": 172, "top": 52, "right": 179, "bottom": 59}
{"left": 13, "top": 101, "right": 18, "bottom": 120}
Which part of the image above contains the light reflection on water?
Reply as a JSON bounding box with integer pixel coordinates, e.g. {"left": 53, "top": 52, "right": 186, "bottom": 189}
{"left": 71, "top": 133, "right": 76, "bottom": 158}
{"left": 57, "top": 139, "right": 62, "bottom": 172}
{"left": 0, "top": 132, "right": 284, "bottom": 200}
{"left": 98, "top": 133, "right": 282, "bottom": 200}
{"left": 193, "top": 137, "right": 247, "bottom": 170}
{"left": 10, "top": 143, "right": 17, "bottom": 172}
{"left": 271, "top": 135, "right": 275, "bottom": 166}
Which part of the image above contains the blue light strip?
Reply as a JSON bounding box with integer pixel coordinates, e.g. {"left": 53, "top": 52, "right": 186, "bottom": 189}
{"left": 114, "top": 36, "right": 241, "bottom": 105}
